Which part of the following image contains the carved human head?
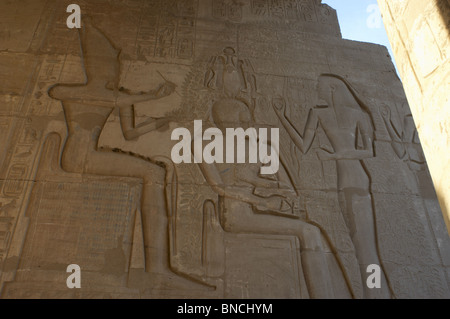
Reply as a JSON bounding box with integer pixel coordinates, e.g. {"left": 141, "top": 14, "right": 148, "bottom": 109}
{"left": 317, "top": 74, "right": 345, "bottom": 103}
{"left": 317, "top": 74, "right": 363, "bottom": 110}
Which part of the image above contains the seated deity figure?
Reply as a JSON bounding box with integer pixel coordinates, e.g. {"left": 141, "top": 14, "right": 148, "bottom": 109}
{"left": 198, "top": 97, "right": 339, "bottom": 299}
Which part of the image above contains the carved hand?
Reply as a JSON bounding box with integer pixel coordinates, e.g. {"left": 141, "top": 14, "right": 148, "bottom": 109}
{"left": 263, "top": 196, "right": 291, "bottom": 212}
{"left": 253, "top": 195, "right": 298, "bottom": 217}
{"left": 137, "top": 117, "right": 170, "bottom": 128}
{"left": 381, "top": 105, "right": 391, "bottom": 120}
{"left": 316, "top": 148, "right": 336, "bottom": 161}
{"left": 272, "top": 97, "right": 286, "bottom": 117}
{"left": 156, "top": 82, "right": 176, "bottom": 98}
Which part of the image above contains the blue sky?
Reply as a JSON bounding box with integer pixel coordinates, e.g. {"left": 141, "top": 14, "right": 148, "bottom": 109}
{"left": 322, "top": 0, "right": 399, "bottom": 73}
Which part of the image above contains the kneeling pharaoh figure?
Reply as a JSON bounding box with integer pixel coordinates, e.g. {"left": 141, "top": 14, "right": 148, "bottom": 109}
{"left": 48, "top": 18, "right": 208, "bottom": 289}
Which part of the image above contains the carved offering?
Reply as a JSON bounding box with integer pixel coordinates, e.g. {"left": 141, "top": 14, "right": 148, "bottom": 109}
{"left": 0, "top": 0, "right": 448, "bottom": 299}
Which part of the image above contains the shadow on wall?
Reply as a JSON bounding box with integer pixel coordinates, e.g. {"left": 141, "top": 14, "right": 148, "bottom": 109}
{"left": 439, "top": 194, "right": 450, "bottom": 235}
{"left": 436, "top": 0, "right": 450, "bottom": 234}
{"left": 437, "top": 0, "right": 450, "bottom": 34}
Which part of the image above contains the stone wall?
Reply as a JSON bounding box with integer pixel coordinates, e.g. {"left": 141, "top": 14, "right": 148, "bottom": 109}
{"left": 0, "top": 0, "right": 448, "bottom": 298}
{"left": 378, "top": 0, "right": 450, "bottom": 232}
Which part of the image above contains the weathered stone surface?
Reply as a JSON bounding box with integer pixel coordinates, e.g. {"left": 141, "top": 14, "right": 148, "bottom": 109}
{"left": 0, "top": 0, "right": 448, "bottom": 299}
{"left": 378, "top": 0, "right": 450, "bottom": 232}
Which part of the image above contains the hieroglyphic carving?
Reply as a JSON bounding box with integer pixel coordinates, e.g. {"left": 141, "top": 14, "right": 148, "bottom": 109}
{"left": 250, "top": 0, "right": 268, "bottom": 17}
{"left": 381, "top": 101, "right": 426, "bottom": 171}
{"left": 209, "top": 0, "right": 340, "bottom": 26}
{"left": 0, "top": 57, "right": 62, "bottom": 285}
{"left": 250, "top": 0, "right": 317, "bottom": 21}
{"left": 39, "top": 2, "right": 80, "bottom": 55}
{"left": 224, "top": 234, "right": 305, "bottom": 298}
{"left": 284, "top": 0, "right": 300, "bottom": 19}
{"left": 315, "top": 2, "right": 334, "bottom": 24}
{"left": 73, "top": 0, "right": 198, "bottom": 62}
{"left": 1, "top": 134, "right": 143, "bottom": 298}
{"left": 297, "top": 0, "right": 317, "bottom": 22}
{"left": 134, "top": 0, "right": 197, "bottom": 61}
{"left": 373, "top": 192, "right": 449, "bottom": 298}
{"left": 213, "top": 0, "right": 243, "bottom": 22}
{"left": 0, "top": 198, "right": 15, "bottom": 260}
{"left": 268, "top": 0, "right": 285, "bottom": 18}
{"left": 0, "top": 53, "right": 56, "bottom": 273}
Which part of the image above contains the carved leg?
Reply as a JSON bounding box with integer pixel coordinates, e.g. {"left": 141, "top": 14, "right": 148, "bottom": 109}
{"left": 297, "top": 225, "right": 335, "bottom": 299}
{"left": 220, "top": 200, "right": 336, "bottom": 298}
{"left": 340, "top": 189, "right": 392, "bottom": 299}
{"left": 76, "top": 149, "right": 211, "bottom": 291}
{"left": 202, "top": 200, "right": 225, "bottom": 277}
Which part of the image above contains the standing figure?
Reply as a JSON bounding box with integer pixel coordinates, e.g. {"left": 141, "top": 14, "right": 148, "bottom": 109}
{"left": 48, "top": 18, "right": 202, "bottom": 289}
{"left": 272, "top": 74, "right": 394, "bottom": 298}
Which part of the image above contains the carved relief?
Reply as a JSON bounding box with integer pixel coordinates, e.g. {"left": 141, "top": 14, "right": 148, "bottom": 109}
{"left": 249, "top": 0, "right": 318, "bottom": 21}
{"left": 273, "top": 74, "right": 395, "bottom": 298}
{"left": 210, "top": 0, "right": 339, "bottom": 25}
{"left": 298, "top": 0, "right": 317, "bottom": 22}
{"left": 381, "top": 102, "right": 426, "bottom": 171}
{"left": 131, "top": 0, "right": 197, "bottom": 61}
{"left": 0, "top": 0, "right": 448, "bottom": 299}
{"left": 187, "top": 48, "right": 371, "bottom": 298}
{"left": 198, "top": 49, "right": 331, "bottom": 297}
{"left": 42, "top": 19, "right": 216, "bottom": 292}
{"left": 251, "top": 0, "right": 269, "bottom": 17}
{"left": 212, "top": 0, "right": 243, "bottom": 22}
{"left": 0, "top": 198, "right": 15, "bottom": 260}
